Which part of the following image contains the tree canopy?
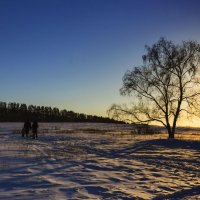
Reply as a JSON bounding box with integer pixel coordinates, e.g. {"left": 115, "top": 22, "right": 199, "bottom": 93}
{"left": 108, "top": 38, "right": 200, "bottom": 138}
{"left": 0, "top": 101, "right": 121, "bottom": 124}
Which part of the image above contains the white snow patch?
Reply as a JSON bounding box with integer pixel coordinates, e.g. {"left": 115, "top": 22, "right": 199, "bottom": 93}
{"left": 0, "top": 122, "right": 199, "bottom": 199}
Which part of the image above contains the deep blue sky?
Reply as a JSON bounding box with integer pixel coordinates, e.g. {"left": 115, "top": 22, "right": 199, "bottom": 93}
{"left": 1, "top": 0, "right": 200, "bottom": 117}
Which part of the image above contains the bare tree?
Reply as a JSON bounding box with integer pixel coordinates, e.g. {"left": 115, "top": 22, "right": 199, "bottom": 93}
{"left": 108, "top": 38, "right": 200, "bottom": 138}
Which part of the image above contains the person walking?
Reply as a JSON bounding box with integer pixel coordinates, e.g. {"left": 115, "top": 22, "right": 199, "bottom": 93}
{"left": 32, "top": 121, "right": 39, "bottom": 139}
{"left": 22, "top": 120, "right": 31, "bottom": 137}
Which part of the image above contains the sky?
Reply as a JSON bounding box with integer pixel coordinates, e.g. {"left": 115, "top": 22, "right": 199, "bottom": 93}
{"left": 0, "top": 0, "right": 200, "bottom": 124}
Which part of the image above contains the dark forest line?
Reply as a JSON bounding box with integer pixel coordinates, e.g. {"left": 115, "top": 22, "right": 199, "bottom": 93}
{"left": 0, "top": 101, "right": 123, "bottom": 123}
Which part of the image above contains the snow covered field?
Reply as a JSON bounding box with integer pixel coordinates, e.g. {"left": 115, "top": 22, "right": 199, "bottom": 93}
{"left": 0, "top": 123, "right": 199, "bottom": 200}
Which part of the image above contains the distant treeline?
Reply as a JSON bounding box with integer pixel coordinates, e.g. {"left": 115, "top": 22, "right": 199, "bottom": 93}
{"left": 0, "top": 101, "right": 123, "bottom": 123}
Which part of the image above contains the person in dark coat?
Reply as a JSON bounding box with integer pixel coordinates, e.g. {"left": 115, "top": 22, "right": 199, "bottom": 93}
{"left": 22, "top": 120, "right": 31, "bottom": 137}
{"left": 32, "top": 121, "right": 39, "bottom": 139}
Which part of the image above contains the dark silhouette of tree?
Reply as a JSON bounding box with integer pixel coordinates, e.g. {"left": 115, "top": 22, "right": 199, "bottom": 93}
{"left": 0, "top": 102, "right": 7, "bottom": 120}
{"left": 20, "top": 103, "right": 27, "bottom": 114}
{"left": 108, "top": 38, "right": 200, "bottom": 138}
{"left": 0, "top": 101, "right": 121, "bottom": 123}
{"left": 52, "top": 107, "right": 59, "bottom": 119}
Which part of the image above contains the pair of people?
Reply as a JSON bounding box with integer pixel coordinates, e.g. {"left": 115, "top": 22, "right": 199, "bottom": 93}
{"left": 22, "top": 120, "right": 39, "bottom": 139}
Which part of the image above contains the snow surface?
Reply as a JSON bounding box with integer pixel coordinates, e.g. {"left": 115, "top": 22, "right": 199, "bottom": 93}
{"left": 0, "top": 122, "right": 199, "bottom": 200}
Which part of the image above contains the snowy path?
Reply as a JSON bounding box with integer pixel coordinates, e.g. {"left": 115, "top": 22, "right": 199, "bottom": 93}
{"left": 0, "top": 123, "right": 200, "bottom": 199}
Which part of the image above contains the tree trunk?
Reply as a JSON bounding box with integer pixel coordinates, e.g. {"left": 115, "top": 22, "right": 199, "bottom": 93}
{"left": 167, "top": 125, "right": 175, "bottom": 139}
{"left": 168, "top": 131, "right": 175, "bottom": 139}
